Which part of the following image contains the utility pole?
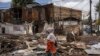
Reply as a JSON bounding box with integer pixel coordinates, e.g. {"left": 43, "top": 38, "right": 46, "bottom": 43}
{"left": 98, "top": 0, "right": 100, "bottom": 31}
{"left": 89, "top": 0, "right": 92, "bottom": 35}
{"left": 60, "top": 2, "right": 62, "bottom": 25}
{"left": 95, "top": 12, "right": 98, "bottom": 32}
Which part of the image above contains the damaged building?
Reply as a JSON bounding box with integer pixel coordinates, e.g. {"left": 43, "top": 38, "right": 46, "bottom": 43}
{"left": 0, "top": 3, "right": 82, "bottom": 35}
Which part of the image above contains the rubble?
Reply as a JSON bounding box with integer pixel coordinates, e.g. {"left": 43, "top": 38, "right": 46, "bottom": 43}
{"left": 57, "top": 42, "right": 88, "bottom": 56}
{"left": 0, "top": 33, "right": 100, "bottom": 56}
{"left": 70, "top": 42, "right": 86, "bottom": 49}
{"left": 0, "top": 49, "right": 37, "bottom": 56}
{"left": 0, "top": 35, "right": 28, "bottom": 54}
{"left": 79, "top": 36, "right": 100, "bottom": 45}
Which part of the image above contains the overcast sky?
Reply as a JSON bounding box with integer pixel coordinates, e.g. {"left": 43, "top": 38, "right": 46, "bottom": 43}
{"left": 0, "top": 0, "right": 99, "bottom": 19}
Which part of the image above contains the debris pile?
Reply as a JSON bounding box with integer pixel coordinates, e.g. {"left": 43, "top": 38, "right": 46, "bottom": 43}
{"left": 0, "top": 35, "right": 28, "bottom": 54}
{"left": 0, "top": 34, "right": 100, "bottom": 56}
{"left": 79, "top": 36, "right": 100, "bottom": 45}
{"left": 0, "top": 49, "right": 37, "bottom": 56}
{"left": 0, "top": 34, "right": 46, "bottom": 56}
{"left": 57, "top": 42, "right": 88, "bottom": 56}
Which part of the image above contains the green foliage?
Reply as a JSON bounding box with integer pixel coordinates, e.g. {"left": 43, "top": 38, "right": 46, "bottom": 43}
{"left": 12, "top": 0, "right": 34, "bottom": 7}
{"left": 96, "top": 19, "right": 100, "bottom": 25}
{"left": 96, "top": 2, "right": 100, "bottom": 25}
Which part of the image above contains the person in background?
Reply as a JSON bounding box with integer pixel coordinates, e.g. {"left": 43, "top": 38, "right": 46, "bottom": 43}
{"left": 46, "top": 28, "right": 57, "bottom": 56}
{"left": 66, "top": 28, "right": 76, "bottom": 42}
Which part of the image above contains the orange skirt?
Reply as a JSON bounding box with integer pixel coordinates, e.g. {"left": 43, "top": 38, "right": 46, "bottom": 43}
{"left": 46, "top": 40, "right": 56, "bottom": 54}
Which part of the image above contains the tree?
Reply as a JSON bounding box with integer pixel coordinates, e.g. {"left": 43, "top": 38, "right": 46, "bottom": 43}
{"left": 96, "top": 1, "right": 100, "bottom": 31}
{"left": 96, "top": 1, "right": 100, "bottom": 12}
{"left": 96, "top": 19, "right": 100, "bottom": 25}
{"left": 11, "top": 0, "right": 35, "bottom": 24}
{"left": 96, "top": 1, "right": 100, "bottom": 22}
{"left": 12, "top": 0, "right": 35, "bottom": 7}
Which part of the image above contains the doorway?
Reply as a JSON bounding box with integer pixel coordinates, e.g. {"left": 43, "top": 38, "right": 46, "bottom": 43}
{"left": 2, "top": 27, "right": 5, "bottom": 34}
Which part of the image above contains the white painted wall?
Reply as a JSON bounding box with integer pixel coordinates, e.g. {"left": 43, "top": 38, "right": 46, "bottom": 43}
{"left": 59, "top": 21, "right": 78, "bottom": 26}
{"left": 0, "top": 23, "right": 33, "bottom": 35}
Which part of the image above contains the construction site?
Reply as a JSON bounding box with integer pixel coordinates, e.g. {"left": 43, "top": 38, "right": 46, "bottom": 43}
{"left": 0, "top": 0, "right": 100, "bottom": 56}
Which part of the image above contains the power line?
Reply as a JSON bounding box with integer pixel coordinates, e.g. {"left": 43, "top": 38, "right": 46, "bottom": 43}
{"left": 71, "top": 0, "right": 83, "bottom": 9}
{"left": 81, "top": 2, "right": 89, "bottom": 10}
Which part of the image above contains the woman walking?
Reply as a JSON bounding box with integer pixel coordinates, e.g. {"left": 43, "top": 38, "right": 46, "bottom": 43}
{"left": 46, "top": 28, "right": 57, "bottom": 56}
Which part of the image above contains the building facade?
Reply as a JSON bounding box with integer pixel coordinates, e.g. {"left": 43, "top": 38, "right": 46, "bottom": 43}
{"left": 0, "top": 3, "right": 82, "bottom": 24}
{"left": 0, "top": 3, "right": 82, "bottom": 34}
{"left": 43, "top": 3, "right": 82, "bottom": 22}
